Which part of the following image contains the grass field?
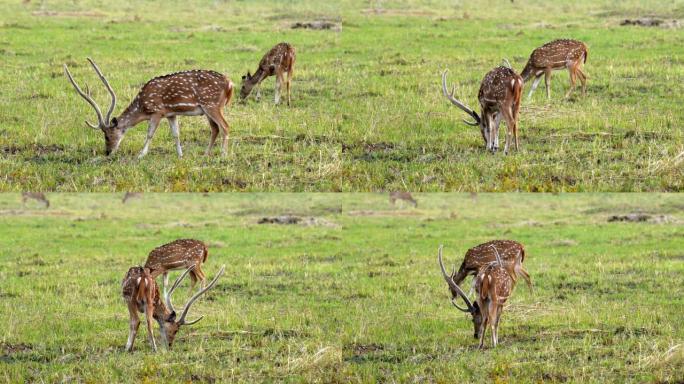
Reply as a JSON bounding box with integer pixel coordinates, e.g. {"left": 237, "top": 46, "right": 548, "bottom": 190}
{"left": 1, "top": 193, "right": 683, "bottom": 382}
{"left": 0, "top": 0, "right": 683, "bottom": 191}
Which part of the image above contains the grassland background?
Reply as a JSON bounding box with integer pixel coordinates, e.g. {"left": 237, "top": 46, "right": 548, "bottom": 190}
{"left": 1, "top": 193, "right": 683, "bottom": 382}
{"left": 0, "top": 0, "right": 683, "bottom": 191}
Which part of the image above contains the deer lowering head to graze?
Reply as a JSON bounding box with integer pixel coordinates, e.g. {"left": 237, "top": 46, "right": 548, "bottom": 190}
{"left": 144, "top": 239, "right": 209, "bottom": 300}
{"left": 450, "top": 240, "right": 531, "bottom": 291}
{"left": 520, "top": 39, "right": 588, "bottom": 100}
{"left": 21, "top": 192, "right": 49, "bottom": 208}
{"left": 121, "top": 264, "right": 225, "bottom": 352}
{"left": 64, "top": 58, "right": 234, "bottom": 157}
{"left": 442, "top": 67, "right": 523, "bottom": 154}
{"left": 389, "top": 191, "right": 418, "bottom": 207}
{"left": 240, "top": 42, "right": 296, "bottom": 106}
{"left": 438, "top": 245, "right": 514, "bottom": 348}
{"left": 121, "top": 192, "right": 142, "bottom": 204}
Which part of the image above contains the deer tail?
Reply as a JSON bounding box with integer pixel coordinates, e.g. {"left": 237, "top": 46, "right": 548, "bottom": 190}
{"left": 203, "top": 245, "right": 208, "bottom": 263}
{"left": 225, "top": 79, "right": 234, "bottom": 106}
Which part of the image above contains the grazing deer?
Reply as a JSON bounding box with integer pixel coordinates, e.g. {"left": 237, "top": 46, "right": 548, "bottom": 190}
{"left": 442, "top": 67, "right": 523, "bottom": 154}
{"left": 438, "top": 245, "right": 514, "bottom": 348}
{"left": 122, "top": 264, "right": 225, "bottom": 352}
{"left": 21, "top": 192, "right": 49, "bottom": 208}
{"left": 521, "top": 39, "right": 589, "bottom": 100}
{"left": 122, "top": 192, "right": 142, "bottom": 204}
{"left": 144, "top": 239, "right": 209, "bottom": 300}
{"left": 64, "top": 58, "right": 234, "bottom": 157}
{"left": 240, "top": 42, "right": 296, "bottom": 106}
{"left": 389, "top": 191, "right": 418, "bottom": 207}
{"left": 450, "top": 240, "right": 531, "bottom": 291}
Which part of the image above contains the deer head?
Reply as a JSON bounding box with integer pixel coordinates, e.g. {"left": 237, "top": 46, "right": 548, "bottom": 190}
{"left": 159, "top": 265, "right": 225, "bottom": 348}
{"left": 64, "top": 58, "right": 124, "bottom": 155}
{"left": 438, "top": 245, "right": 483, "bottom": 339}
{"left": 239, "top": 71, "right": 256, "bottom": 100}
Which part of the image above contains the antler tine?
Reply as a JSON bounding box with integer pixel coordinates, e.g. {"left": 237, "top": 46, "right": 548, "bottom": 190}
{"left": 438, "top": 245, "right": 475, "bottom": 313}
{"left": 441, "top": 69, "right": 480, "bottom": 126}
{"left": 490, "top": 244, "right": 503, "bottom": 266}
{"left": 178, "top": 265, "right": 226, "bottom": 325}
{"left": 64, "top": 63, "right": 105, "bottom": 129}
{"left": 86, "top": 58, "right": 117, "bottom": 125}
{"left": 166, "top": 265, "right": 196, "bottom": 313}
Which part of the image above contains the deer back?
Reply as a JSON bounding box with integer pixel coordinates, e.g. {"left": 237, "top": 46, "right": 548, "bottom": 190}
{"left": 144, "top": 239, "right": 208, "bottom": 276}
{"left": 476, "top": 264, "right": 513, "bottom": 305}
{"left": 462, "top": 240, "right": 524, "bottom": 274}
{"left": 120, "top": 70, "right": 233, "bottom": 123}
{"left": 122, "top": 267, "right": 164, "bottom": 314}
{"left": 478, "top": 67, "right": 523, "bottom": 107}
{"left": 525, "top": 39, "right": 587, "bottom": 70}
{"left": 258, "top": 42, "right": 296, "bottom": 75}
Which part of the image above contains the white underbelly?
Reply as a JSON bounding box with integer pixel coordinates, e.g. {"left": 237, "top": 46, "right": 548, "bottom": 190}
{"left": 166, "top": 106, "right": 205, "bottom": 117}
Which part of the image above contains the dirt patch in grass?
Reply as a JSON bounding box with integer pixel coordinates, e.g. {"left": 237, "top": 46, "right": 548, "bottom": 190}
{"left": 620, "top": 18, "right": 681, "bottom": 28}
{"left": 1, "top": 342, "right": 32, "bottom": 355}
{"left": 608, "top": 214, "right": 677, "bottom": 223}
{"left": 32, "top": 10, "right": 106, "bottom": 18}
{"left": 347, "top": 343, "right": 384, "bottom": 355}
{"left": 347, "top": 210, "right": 421, "bottom": 217}
{"left": 257, "top": 215, "right": 340, "bottom": 228}
{"left": 291, "top": 21, "right": 341, "bottom": 31}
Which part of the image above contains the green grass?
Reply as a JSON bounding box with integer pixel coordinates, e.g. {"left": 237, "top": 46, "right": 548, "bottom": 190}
{"left": 1, "top": 193, "right": 683, "bottom": 382}
{"left": 0, "top": 0, "right": 682, "bottom": 191}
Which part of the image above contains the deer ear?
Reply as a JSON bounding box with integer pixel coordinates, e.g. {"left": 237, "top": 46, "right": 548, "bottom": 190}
{"left": 269, "top": 64, "right": 276, "bottom": 72}
{"left": 111, "top": 117, "right": 118, "bottom": 127}
{"left": 167, "top": 311, "right": 176, "bottom": 322}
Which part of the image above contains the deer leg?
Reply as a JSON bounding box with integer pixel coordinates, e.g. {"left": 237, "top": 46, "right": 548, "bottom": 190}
{"left": 577, "top": 68, "right": 587, "bottom": 96}
{"left": 255, "top": 83, "right": 261, "bottom": 101}
{"left": 274, "top": 72, "right": 283, "bottom": 105}
{"left": 125, "top": 302, "right": 140, "bottom": 352}
{"left": 544, "top": 69, "right": 552, "bottom": 99}
{"left": 478, "top": 312, "right": 489, "bottom": 349}
{"left": 205, "top": 118, "right": 220, "bottom": 156}
{"left": 138, "top": 116, "right": 161, "bottom": 158}
{"left": 194, "top": 264, "right": 206, "bottom": 290}
{"left": 565, "top": 66, "right": 577, "bottom": 99}
{"left": 168, "top": 116, "right": 183, "bottom": 158}
{"left": 286, "top": 71, "right": 292, "bottom": 106}
{"left": 490, "top": 305, "right": 500, "bottom": 347}
{"left": 486, "top": 114, "right": 496, "bottom": 152}
{"left": 493, "top": 113, "right": 502, "bottom": 152}
{"left": 204, "top": 109, "right": 230, "bottom": 156}
{"left": 516, "top": 264, "right": 533, "bottom": 292}
{"left": 527, "top": 75, "right": 542, "bottom": 100}
{"left": 144, "top": 303, "right": 157, "bottom": 352}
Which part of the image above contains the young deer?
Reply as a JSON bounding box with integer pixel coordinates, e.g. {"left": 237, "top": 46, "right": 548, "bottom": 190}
{"left": 449, "top": 240, "right": 531, "bottom": 291}
{"left": 21, "top": 192, "right": 49, "bottom": 208}
{"left": 389, "top": 191, "right": 418, "bottom": 207}
{"left": 438, "top": 245, "right": 514, "bottom": 348}
{"left": 240, "top": 42, "right": 296, "bottom": 106}
{"left": 442, "top": 67, "right": 523, "bottom": 154}
{"left": 144, "top": 239, "right": 209, "bottom": 300}
{"left": 121, "top": 264, "right": 225, "bottom": 352}
{"left": 64, "top": 58, "right": 234, "bottom": 157}
{"left": 521, "top": 39, "right": 589, "bottom": 100}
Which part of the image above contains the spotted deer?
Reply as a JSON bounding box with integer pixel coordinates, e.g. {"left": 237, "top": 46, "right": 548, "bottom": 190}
{"left": 449, "top": 240, "right": 531, "bottom": 291}
{"left": 240, "top": 42, "right": 296, "bottom": 106}
{"left": 438, "top": 245, "right": 514, "bottom": 348}
{"left": 144, "top": 239, "right": 209, "bottom": 300}
{"left": 389, "top": 191, "right": 418, "bottom": 207}
{"left": 64, "top": 58, "right": 234, "bottom": 157}
{"left": 122, "top": 265, "right": 225, "bottom": 352}
{"left": 21, "top": 192, "right": 49, "bottom": 208}
{"left": 521, "top": 39, "right": 589, "bottom": 99}
{"left": 442, "top": 66, "right": 523, "bottom": 154}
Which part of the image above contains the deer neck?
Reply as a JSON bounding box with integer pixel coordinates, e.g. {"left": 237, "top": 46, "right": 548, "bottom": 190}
{"left": 520, "top": 63, "right": 534, "bottom": 82}
{"left": 116, "top": 98, "right": 148, "bottom": 131}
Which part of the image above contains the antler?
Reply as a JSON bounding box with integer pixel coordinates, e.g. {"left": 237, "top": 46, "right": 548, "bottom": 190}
{"left": 490, "top": 244, "right": 503, "bottom": 266}
{"left": 63, "top": 58, "right": 117, "bottom": 129}
{"left": 441, "top": 69, "right": 481, "bottom": 127}
{"left": 167, "top": 265, "right": 226, "bottom": 325}
{"left": 438, "top": 245, "right": 475, "bottom": 313}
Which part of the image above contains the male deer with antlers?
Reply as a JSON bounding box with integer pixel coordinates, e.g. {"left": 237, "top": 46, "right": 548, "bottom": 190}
{"left": 442, "top": 66, "right": 523, "bottom": 154}
{"left": 240, "top": 42, "right": 296, "bottom": 106}
{"left": 448, "top": 239, "right": 531, "bottom": 292}
{"left": 521, "top": 39, "right": 589, "bottom": 100}
{"left": 64, "top": 58, "right": 234, "bottom": 157}
{"left": 439, "top": 245, "right": 514, "bottom": 348}
{"left": 144, "top": 239, "right": 209, "bottom": 300}
{"left": 121, "top": 265, "right": 225, "bottom": 352}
